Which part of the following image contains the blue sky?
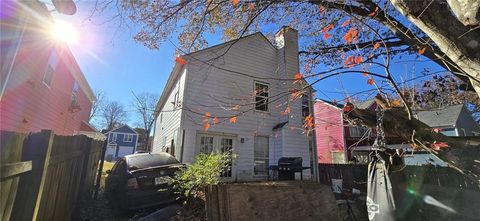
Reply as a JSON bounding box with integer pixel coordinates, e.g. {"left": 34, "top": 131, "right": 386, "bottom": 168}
{"left": 50, "top": 2, "right": 444, "bottom": 127}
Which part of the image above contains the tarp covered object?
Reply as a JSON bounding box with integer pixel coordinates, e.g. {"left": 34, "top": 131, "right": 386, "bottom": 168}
{"left": 367, "top": 158, "right": 396, "bottom": 221}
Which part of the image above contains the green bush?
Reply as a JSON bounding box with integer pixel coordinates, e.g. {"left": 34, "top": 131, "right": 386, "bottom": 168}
{"left": 174, "top": 151, "right": 234, "bottom": 197}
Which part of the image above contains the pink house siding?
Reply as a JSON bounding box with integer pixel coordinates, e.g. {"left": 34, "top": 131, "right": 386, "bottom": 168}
{"left": 314, "top": 101, "right": 345, "bottom": 163}
{"left": 0, "top": 1, "right": 94, "bottom": 135}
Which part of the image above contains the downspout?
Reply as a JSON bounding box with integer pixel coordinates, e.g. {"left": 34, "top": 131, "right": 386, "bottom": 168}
{"left": 310, "top": 97, "right": 320, "bottom": 182}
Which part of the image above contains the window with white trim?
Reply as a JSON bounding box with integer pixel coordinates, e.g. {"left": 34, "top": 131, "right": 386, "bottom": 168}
{"left": 254, "top": 136, "right": 269, "bottom": 176}
{"left": 124, "top": 134, "right": 133, "bottom": 142}
{"left": 112, "top": 133, "right": 117, "bottom": 141}
{"left": 43, "top": 50, "right": 59, "bottom": 86}
{"left": 301, "top": 94, "right": 310, "bottom": 118}
{"left": 254, "top": 82, "right": 269, "bottom": 112}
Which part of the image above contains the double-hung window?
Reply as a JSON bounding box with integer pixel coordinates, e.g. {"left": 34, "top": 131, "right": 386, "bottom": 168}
{"left": 254, "top": 82, "right": 269, "bottom": 112}
{"left": 43, "top": 50, "right": 59, "bottom": 86}
{"left": 124, "top": 134, "right": 133, "bottom": 142}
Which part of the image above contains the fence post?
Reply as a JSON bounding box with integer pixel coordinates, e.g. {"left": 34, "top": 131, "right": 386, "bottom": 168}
{"left": 77, "top": 136, "right": 92, "bottom": 203}
{"left": 93, "top": 140, "right": 107, "bottom": 199}
{"left": 11, "top": 130, "right": 54, "bottom": 221}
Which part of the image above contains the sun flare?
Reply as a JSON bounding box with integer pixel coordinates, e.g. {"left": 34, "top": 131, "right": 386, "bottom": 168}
{"left": 49, "top": 20, "right": 78, "bottom": 44}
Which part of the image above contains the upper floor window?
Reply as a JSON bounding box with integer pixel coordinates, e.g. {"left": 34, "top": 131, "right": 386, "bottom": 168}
{"left": 43, "top": 50, "right": 59, "bottom": 86}
{"left": 69, "top": 81, "right": 80, "bottom": 112}
{"left": 254, "top": 82, "right": 269, "bottom": 112}
{"left": 301, "top": 94, "right": 310, "bottom": 118}
{"left": 124, "top": 134, "right": 134, "bottom": 142}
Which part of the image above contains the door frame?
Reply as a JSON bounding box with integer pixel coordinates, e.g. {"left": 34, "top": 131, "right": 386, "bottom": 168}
{"left": 196, "top": 132, "right": 237, "bottom": 181}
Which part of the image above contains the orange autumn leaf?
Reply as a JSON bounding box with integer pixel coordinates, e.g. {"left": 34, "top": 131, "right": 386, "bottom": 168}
{"left": 231, "top": 0, "right": 239, "bottom": 7}
{"left": 341, "top": 19, "right": 350, "bottom": 27}
{"left": 430, "top": 141, "right": 449, "bottom": 151}
{"left": 343, "top": 28, "right": 358, "bottom": 43}
{"left": 373, "top": 42, "right": 380, "bottom": 50}
{"left": 175, "top": 56, "right": 187, "bottom": 65}
{"left": 418, "top": 47, "right": 426, "bottom": 55}
{"left": 368, "top": 7, "right": 378, "bottom": 17}
{"left": 203, "top": 122, "right": 210, "bottom": 131}
{"left": 249, "top": 3, "right": 254, "bottom": 11}
{"left": 203, "top": 112, "right": 211, "bottom": 118}
{"left": 232, "top": 105, "right": 240, "bottom": 110}
{"left": 391, "top": 100, "right": 402, "bottom": 107}
{"left": 213, "top": 117, "right": 220, "bottom": 124}
{"left": 294, "top": 73, "right": 303, "bottom": 80}
{"left": 323, "top": 33, "right": 331, "bottom": 40}
{"left": 319, "top": 5, "right": 326, "bottom": 14}
{"left": 229, "top": 116, "right": 237, "bottom": 123}
{"left": 281, "top": 106, "right": 291, "bottom": 116}
{"left": 343, "top": 105, "right": 353, "bottom": 112}
{"left": 367, "top": 78, "right": 375, "bottom": 85}
{"left": 322, "top": 24, "right": 334, "bottom": 33}
{"left": 354, "top": 56, "right": 363, "bottom": 64}
{"left": 363, "top": 72, "right": 369, "bottom": 77}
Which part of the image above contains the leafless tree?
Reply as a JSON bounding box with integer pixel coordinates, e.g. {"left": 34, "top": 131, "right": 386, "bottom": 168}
{"left": 131, "top": 92, "right": 158, "bottom": 151}
{"left": 88, "top": 89, "right": 106, "bottom": 128}
{"left": 101, "top": 101, "right": 128, "bottom": 130}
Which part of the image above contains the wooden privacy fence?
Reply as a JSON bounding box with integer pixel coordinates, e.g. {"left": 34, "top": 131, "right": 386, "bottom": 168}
{"left": 318, "top": 163, "right": 480, "bottom": 192}
{"left": 0, "top": 130, "right": 104, "bottom": 221}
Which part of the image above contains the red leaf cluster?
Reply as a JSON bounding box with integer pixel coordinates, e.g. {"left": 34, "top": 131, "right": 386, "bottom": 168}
{"left": 344, "top": 56, "right": 363, "bottom": 67}
{"left": 175, "top": 56, "right": 187, "bottom": 65}
{"left": 343, "top": 28, "right": 358, "bottom": 44}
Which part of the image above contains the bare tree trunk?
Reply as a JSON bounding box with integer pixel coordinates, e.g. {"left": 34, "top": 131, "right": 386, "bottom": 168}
{"left": 390, "top": 0, "right": 480, "bottom": 96}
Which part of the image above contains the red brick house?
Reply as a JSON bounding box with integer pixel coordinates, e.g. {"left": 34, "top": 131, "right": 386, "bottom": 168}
{"left": 0, "top": 1, "right": 96, "bottom": 135}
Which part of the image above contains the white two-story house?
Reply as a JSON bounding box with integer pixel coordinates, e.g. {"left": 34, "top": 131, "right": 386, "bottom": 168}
{"left": 152, "top": 27, "right": 318, "bottom": 181}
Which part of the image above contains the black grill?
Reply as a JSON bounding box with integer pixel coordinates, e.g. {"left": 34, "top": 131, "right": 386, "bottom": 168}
{"left": 277, "top": 157, "right": 306, "bottom": 180}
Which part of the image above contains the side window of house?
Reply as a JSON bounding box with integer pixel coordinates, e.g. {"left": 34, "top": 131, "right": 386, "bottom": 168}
{"left": 43, "top": 50, "right": 59, "bottom": 86}
{"left": 301, "top": 94, "right": 310, "bottom": 119}
{"left": 69, "top": 81, "right": 80, "bottom": 111}
{"left": 254, "top": 82, "right": 269, "bottom": 112}
{"left": 112, "top": 133, "right": 117, "bottom": 141}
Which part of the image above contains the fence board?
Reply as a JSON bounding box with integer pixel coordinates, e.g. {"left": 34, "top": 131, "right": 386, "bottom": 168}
{"left": 4, "top": 130, "right": 105, "bottom": 221}
{"left": 0, "top": 131, "right": 26, "bottom": 221}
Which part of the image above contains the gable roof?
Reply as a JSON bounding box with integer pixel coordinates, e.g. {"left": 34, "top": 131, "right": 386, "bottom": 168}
{"left": 353, "top": 99, "right": 376, "bottom": 109}
{"left": 154, "top": 32, "right": 277, "bottom": 118}
{"left": 416, "top": 104, "right": 465, "bottom": 128}
{"left": 104, "top": 124, "right": 139, "bottom": 135}
{"left": 315, "top": 99, "right": 343, "bottom": 109}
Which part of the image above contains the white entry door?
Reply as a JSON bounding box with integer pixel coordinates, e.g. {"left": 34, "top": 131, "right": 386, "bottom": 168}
{"left": 197, "top": 133, "right": 235, "bottom": 179}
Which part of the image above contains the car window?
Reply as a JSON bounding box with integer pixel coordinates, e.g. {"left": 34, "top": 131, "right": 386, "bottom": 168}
{"left": 113, "top": 160, "right": 127, "bottom": 175}
{"left": 127, "top": 154, "right": 180, "bottom": 171}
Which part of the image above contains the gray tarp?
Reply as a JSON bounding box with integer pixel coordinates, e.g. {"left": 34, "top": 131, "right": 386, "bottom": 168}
{"left": 367, "top": 158, "right": 396, "bottom": 221}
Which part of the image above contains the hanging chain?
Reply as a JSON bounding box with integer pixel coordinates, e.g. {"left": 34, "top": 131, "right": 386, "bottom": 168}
{"left": 372, "top": 106, "right": 386, "bottom": 150}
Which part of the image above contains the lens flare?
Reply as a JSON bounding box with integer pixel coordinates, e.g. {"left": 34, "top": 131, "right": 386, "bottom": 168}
{"left": 49, "top": 20, "right": 78, "bottom": 44}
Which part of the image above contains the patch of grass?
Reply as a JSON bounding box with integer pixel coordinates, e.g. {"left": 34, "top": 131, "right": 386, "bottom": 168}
{"left": 100, "top": 161, "right": 115, "bottom": 189}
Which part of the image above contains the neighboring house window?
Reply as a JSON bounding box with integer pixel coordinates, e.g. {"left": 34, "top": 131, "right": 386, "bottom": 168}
{"left": 441, "top": 128, "right": 456, "bottom": 136}
{"left": 254, "top": 136, "right": 269, "bottom": 176}
{"left": 349, "top": 126, "right": 368, "bottom": 137}
{"left": 301, "top": 94, "right": 310, "bottom": 118}
{"left": 254, "top": 82, "right": 269, "bottom": 112}
{"left": 69, "top": 81, "right": 80, "bottom": 112}
{"left": 332, "top": 152, "right": 345, "bottom": 163}
{"left": 43, "top": 50, "right": 59, "bottom": 86}
{"left": 173, "top": 90, "right": 180, "bottom": 109}
{"left": 124, "top": 134, "right": 133, "bottom": 142}
{"left": 112, "top": 133, "right": 117, "bottom": 141}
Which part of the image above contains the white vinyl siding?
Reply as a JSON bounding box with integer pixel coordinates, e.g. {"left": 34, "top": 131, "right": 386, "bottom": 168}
{"left": 159, "top": 33, "right": 312, "bottom": 181}
{"left": 152, "top": 69, "right": 186, "bottom": 157}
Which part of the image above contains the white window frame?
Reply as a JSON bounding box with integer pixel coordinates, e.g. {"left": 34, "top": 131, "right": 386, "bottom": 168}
{"left": 112, "top": 133, "right": 117, "bottom": 141}
{"left": 43, "top": 50, "right": 59, "bottom": 87}
{"left": 196, "top": 133, "right": 235, "bottom": 178}
{"left": 254, "top": 81, "right": 269, "bottom": 112}
{"left": 123, "top": 134, "right": 133, "bottom": 142}
{"left": 253, "top": 136, "right": 269, "bottom": 177}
